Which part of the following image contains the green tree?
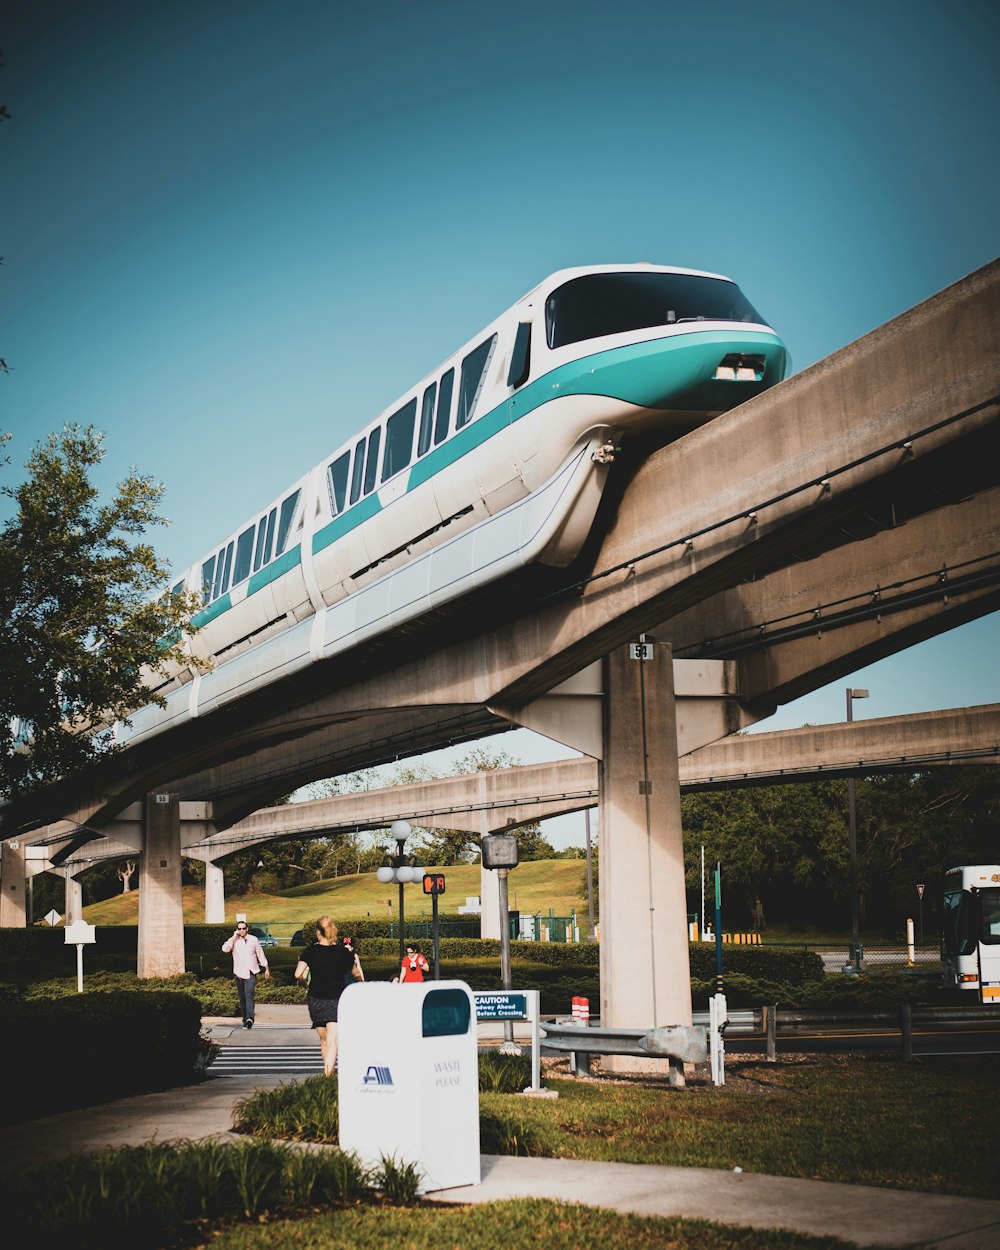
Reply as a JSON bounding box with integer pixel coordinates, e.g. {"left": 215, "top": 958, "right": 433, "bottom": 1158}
{"left": 0, "top": 425, "right": 200, "bottom": 798}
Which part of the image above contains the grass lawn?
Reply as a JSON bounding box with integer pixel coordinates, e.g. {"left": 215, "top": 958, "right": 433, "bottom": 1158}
{"left": 81, "top": 859, "right": 590, "bottom": 928}
{"left": 234, "top": 1054, "right": 1000, "bottom": 1200}
{"left": 198, "top": 1200, "right": 879, "bottom": 1250}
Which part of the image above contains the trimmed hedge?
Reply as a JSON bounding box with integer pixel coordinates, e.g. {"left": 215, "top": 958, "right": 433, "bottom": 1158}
{"left": 0, "top": 989, "right": 210, "bottom": 1125}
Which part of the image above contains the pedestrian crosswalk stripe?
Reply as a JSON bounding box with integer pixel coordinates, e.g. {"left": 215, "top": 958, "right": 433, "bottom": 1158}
{"left": 210, "top": 1046, "right": 324, "bottom": 1075}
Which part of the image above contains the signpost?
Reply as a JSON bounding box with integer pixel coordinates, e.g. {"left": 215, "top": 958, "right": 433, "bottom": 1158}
{"left": 64, "top": 920, "right": 96, "bottom": 993}
{"left": 481, "top": 832, "right": 520, "bottom": 1054}
{"left": 916, "top": 883, "right": 925, "bottom": 942}
{"left": 422, "top": 872, "right": 446, "bottom": 979}
{"left": 474, "top": 990, "right": 542, "bottom": 1092}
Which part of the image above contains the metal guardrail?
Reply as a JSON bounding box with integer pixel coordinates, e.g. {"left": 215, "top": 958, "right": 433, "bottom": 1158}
{"left": 543, "top": 1004, "right": 1000, "bottom": 1072}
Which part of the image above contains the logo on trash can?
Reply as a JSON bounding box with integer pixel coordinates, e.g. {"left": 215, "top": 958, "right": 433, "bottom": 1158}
{"left": 362, "top": 1065, "right": 394, "bottom": 1086}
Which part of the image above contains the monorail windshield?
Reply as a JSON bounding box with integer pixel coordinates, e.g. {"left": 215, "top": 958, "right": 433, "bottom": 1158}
{"left": 546, "top": 272, "right": 767, "bottom": 349}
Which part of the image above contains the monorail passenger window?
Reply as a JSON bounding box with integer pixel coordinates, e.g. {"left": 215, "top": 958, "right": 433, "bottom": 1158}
{"left": 275, "top": 490, "right": 300, "bottom": 556}
{"left": 435, "top": 368, "right": 454, "bottom": 444}
{"left": 328, "top": 453, "right": 350, "bottom": 515}
{"left": 213, "top": 541, "right": 234, "bottom": 600}
{"left": 382, "top": 398, "right": 417, "bottom": 481}
{"left": 363, "top": 427, "right": 381, "bottom": 496}
{"left": 545, "top": 273, "right": 767, "bottom": 349}
{"left": 456, "top": 336, "right": 496, "bottom": 429}
{"left": 233, "top": 525, "right": 255, "bottom": 586}
{"left": 253, "top": 508, "right": 276, "bottom": 573}
{"left": 349, "top": 438, "right": 366, "bottom": 505}
{"left": 201, "top": 556, "right": 216, "bottom": 600}
{"left": 417, "top": 384, "right": 437, "bottom": 457}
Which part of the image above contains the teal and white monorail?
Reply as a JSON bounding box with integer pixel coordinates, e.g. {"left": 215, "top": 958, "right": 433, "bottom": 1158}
{"left": 120, "top": 263, "right": 788, "bottom": 745}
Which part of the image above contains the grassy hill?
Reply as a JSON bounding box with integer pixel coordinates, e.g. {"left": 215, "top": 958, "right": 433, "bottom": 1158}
{"left": 82, "top": 858, "right": 590, "bottom": 927}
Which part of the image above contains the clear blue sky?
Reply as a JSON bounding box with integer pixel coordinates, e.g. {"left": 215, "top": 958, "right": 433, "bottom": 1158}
{"left": 4, "top": 1, "right": 999, "bottom": 842}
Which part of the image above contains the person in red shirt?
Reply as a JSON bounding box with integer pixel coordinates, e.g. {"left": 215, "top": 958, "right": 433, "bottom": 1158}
{"left": 399, "top": 943, "right": 429, "bottom": 982}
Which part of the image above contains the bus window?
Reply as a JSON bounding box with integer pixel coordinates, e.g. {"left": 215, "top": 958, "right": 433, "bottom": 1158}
{"left": 382, "top": 398, "right": 417, "bottom": 481}
{"left": 349, "top": 437, "right": 366, "bottom": 505}
{"left": 363, "top": 427, "right": 381, "bottom": 495}
{"left": 456, "top": 337, "right": 496, "bottom": 429}
{"left": 982, "top": 890, "right": 1000, "bottom": 942}
{"left": 328, "top": 452, "right": 350, "bottom": 515}
{"left": 275, "top": 490, "right": 300, "bottom": 556}
{"left": 417, "top": 383, "right": 437, "bottom": 457}
{"left": 943, "top": 890, "right": 977, "bottom": 957}
{"left": 434, "top": 368, "right": 454, "bottom": 444}
{"left": 233, "top": 525, "right": 255, "bottom": 586}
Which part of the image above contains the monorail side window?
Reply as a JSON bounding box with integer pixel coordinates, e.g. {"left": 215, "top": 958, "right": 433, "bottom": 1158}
{"left": 545, "top": 272, "right": 767, "bottom": 349}
{"left": 349, "top": 438, "right": 366, "bottom": 506}
{"left": 363, "top": 427, "right": 381, "bottom": 496}
{"left": 417, "top": 384, "right": 437, "bottom": 457}
{"left": 275, "top": 490, "right": 300, "bottom": 556}
{"left": 382, "top": 398, "right": 417, "bottom": 481}
{"left": 435, "top": 368, "right": 454, "bottom": 444}
{"left": 328, "top": 452, "right": 350, "bottom": 515}
{"left": 456, "top": 336, "right": 496, "bottom": 429}
{"left": 213, "top": 541, "right": 234, "bottom": 600}
{"left": 253, "top": 508, "right": 276, "bottom": 573}
{"left": 233, "top": 525, "right": 255, "bottom": 586}
{"left": 201, "top": 556, "right": 216, "bottom": 600}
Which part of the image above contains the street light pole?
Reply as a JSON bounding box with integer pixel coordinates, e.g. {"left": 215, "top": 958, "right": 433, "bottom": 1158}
{"left": 846, "top": 688, "right": 869, "bottom": 974}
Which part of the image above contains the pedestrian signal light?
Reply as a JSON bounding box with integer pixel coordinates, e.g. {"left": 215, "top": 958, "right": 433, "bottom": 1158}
{"left": 423, "top": 872, "right": 446, "bottom": 896}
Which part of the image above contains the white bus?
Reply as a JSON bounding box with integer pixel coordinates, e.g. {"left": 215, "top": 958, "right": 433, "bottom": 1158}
{"left": 942, "top": 865, "right": 1000, "bottom": 1002}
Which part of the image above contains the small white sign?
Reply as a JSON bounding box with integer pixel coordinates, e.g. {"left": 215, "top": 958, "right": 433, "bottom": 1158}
{"left": 236, "top": 911, "right": 247, "bottom": 923}
{"left": 629, "top": 641, "right": 654, "bottom": 661}
{"left": 64, "top": 921, "right": 96, "bottom": 945}
{"left": 916, "top": 884, "right": 925, "bottom": 899}
{"left": 44, "top": 909, "right": 62, "bottom": 926}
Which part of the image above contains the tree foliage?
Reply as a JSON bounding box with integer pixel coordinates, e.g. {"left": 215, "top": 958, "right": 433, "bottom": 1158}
{"left": 682, "top": 767, "right": 1000, "bottom": 935}
{"left": 0, "top": 425, "right": 200, "bottom": 798}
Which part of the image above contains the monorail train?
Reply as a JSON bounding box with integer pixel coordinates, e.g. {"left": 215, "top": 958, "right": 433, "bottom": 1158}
{"left": 121, "top": 263, "right": 789, "bottom": 745}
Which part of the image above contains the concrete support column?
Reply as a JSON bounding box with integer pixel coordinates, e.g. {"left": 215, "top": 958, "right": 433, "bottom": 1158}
{"left": 480, "top": 859, "right": 501, "bottom": 940}
{"left": 599, "top": 642, "right": 692, "bottom": 1049}
{"left": 137, "top": 791, "right": 185, "bottom": 978}
{"left": 0, "top": 839, "right": 27, "bottom": 927}
{"left": 205, "top": 860, "right": 226, "bottom": 924}
{"left": 65, "top": 873, "right": 84, "bottom": 927}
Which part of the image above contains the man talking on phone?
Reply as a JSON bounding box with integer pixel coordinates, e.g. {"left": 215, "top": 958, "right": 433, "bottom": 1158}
{"left": 222, "top": 920, "right": 270, "bottom": 1029}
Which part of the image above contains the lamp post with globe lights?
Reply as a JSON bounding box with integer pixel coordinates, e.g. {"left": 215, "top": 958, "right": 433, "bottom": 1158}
{"left": 375, "top": 820, "right": 423, "bottom": 968}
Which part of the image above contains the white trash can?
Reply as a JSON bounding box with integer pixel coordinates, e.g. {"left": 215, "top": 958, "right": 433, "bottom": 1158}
{"left": 338, "top": 980, "right": 480, "bottom": 1192}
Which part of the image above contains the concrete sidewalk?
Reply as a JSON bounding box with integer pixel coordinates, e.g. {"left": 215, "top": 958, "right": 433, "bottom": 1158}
{"left": 2, "top": 1015, "right": 998, "bottom": 1250}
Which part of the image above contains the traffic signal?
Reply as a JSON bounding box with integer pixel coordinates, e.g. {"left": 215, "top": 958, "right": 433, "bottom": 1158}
{"left": 422, "top": 872, "right": 446, "bottom": 896}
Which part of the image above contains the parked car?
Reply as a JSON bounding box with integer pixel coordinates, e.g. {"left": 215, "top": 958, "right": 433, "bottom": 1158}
{"left": 289, "top": 929, "right": 307, "bottom": 947}
{"left": 250, "top": 925, "right": 277, "bottom": 947}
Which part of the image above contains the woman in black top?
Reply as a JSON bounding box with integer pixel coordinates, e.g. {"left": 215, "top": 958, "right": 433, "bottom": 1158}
{"left": 294, "top": 916, "right": 361, "bottom": 1075}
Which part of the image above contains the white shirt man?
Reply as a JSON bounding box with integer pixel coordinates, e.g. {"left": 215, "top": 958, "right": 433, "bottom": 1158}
{"left": 222, "top": 922, "right": 270, "bottom": 1028}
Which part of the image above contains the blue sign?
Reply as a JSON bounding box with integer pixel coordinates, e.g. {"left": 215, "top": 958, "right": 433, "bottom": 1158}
{"left": 474, "top": 992, "right": 528, "bottom": 1021}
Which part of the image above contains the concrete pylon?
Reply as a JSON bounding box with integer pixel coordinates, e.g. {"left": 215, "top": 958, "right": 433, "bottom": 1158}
{"left": 65, "top": 873, "right": 84, "bottom": 926}
{"left": 205, "top": 860, "right": 225, "bottom": 924}
{"left": 599, "top": 641, "right": 692, "bottom": 1069}
{"left": 0, "top": 839, "right": 27, "bottom": 927}
{"left": 137, "top": 792, "right": 185, "bottom": 978}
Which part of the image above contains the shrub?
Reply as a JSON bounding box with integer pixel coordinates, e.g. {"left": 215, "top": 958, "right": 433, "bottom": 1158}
{"left": 1, "top": 989, "right": 207, "bottom": 1125}
{"left": 0, "top": 1138, "right": 371, "bottom": 1249}
{"left": 233, "top": 1074, "right": 339, "bottom": 1142}
{"left": 478, "top": 1050, "right": 533, "bottom": 1093}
